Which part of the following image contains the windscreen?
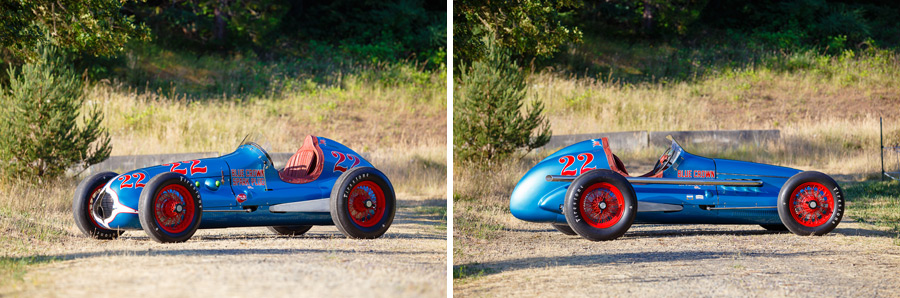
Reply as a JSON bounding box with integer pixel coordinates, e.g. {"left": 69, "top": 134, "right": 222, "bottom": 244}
{"left": 236, "top": 132, "right": 273, "bottom": 162}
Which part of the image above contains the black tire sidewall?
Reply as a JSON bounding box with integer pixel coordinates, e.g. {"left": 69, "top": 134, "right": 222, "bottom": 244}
{"left": 777, "top": 171, "right": 844, "bottom": 236}
{"left": 138, "top": 172, "right": 203, "bottom": 243}
{"left": 759, "top": 224, "right": 789, "bottom": 231}
{"left": 268, "top": 225, "right": 313, "bottom": 236}
{"left": 564, "top": 169, "right": 637, "bottom": 241}
{"left": 72, "top": 171, "right": 123, "bottom": 239}
{"left": 330, "top": 167, "right": 396, "bottom": 239}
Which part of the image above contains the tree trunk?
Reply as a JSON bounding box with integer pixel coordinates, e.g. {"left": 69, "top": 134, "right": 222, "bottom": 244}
{"left": 642, "top": 1, "right": 656, "bottom": 36}
{"left": 213, "top": 0, "right": 227, "bottom": 43}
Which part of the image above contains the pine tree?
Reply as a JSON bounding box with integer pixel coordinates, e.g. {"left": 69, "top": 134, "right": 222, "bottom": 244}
{"left": 454, "top": 41, "right": 551, "bottom": 162}
{"left": 0, "top": 46, "right": 111, "bottom": 179}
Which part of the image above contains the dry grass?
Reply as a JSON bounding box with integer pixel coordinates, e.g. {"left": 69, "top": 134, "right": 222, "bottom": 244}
{"left": 526, "top": 49, "right": 900, "bottom": 177}
{"left": 84, "top": 69, "right": 446, "bottom": 198}
{"left": 0, "top": 178, "right": 77, "bottom": 286}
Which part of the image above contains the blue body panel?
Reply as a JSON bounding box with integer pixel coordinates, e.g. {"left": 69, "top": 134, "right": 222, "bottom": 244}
{"left": 510, "top": 137, "right": 804, "bottom": 226}
{"left": 100, "top": 137, "right": 372, "bottom": 230}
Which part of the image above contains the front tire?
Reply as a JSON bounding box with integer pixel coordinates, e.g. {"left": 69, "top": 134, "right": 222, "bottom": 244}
{"left": 138, "top": 172, "right": 203, "bottom": 243}
{"left": 777, "top": 171, "right": 844, "bottom": 236}
{"left": 330, "top": 167, "right": 396, "bottom": 239}
{"left": 268, "top": 225, "right": 313, "bottom": 236}
{"left": 564, "top": 169, "right": 637, "bottom": 241}
{"left": 73, "top": 172, "right": 124, "bottom": 239}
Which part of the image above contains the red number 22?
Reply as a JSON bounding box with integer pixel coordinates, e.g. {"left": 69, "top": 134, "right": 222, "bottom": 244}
{"left": 559, "top": 153, "right": 595, "bottom": 176}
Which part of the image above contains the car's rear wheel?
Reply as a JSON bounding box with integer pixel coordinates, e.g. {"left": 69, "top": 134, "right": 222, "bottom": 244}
{"left": 551, "top": 223, "right": 577, "bottom": 235}
{"left": 268, "top": 225, "right": 313, "bottom": 236}
{"left": 777, "top": 171, "right": 844, "bottom": 236}
{"left": 564, "top": 169, "right": 637, "bottom": 241}
{"left": 138, "top": 173, "right": 203, "bottom": 243}
{"left": 73, "top": 172, "right": 124, "bottom": 239}
{"left": 330, "top": 167, "right": 396, "bottom": 239}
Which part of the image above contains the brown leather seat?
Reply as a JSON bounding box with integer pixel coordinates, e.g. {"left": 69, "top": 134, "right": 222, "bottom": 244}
{"left": 601, "top": 137, "right": 664, "bottom": 178}
{"left": 279, "top": 135, "right": 324, "bottom": 184}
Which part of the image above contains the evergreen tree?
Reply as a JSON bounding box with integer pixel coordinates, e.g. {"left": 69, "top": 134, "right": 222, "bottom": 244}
{"left": 454, "top": 41, "right": 551, "bottom": 162}
{"left": 0, "top": 46, "right": 111, "bottom": 179}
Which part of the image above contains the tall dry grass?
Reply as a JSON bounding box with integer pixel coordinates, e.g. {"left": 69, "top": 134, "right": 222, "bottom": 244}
{"left": 525, "top": 49, "right": 900, "bottom": 177}
{"left": 83, "top": 68, "right": 446, "bottom": 198}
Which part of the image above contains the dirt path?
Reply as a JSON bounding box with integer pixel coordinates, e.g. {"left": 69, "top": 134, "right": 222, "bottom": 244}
{"left": 454, "top": 217, "right": 900, "bottom": 297}
{"left": 2, "top": 198, "right": 446, "bottom": 298}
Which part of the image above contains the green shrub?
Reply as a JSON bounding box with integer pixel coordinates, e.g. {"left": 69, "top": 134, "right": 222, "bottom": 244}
{"left": 0, "top": 46, "right": 111, "bottom": 179}
{"left": 454, "top": 41, "right": 551, "bottom": 162}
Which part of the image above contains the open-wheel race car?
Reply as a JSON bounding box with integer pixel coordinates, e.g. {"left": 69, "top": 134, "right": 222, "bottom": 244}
{"left": 73, "top": 134, "right": 395, "bottom": 243}
{"left": 510, "top": 136, "right": 844, "bottom": 241}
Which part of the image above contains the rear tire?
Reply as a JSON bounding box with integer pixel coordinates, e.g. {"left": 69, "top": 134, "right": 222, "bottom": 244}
{"left": 777, "top": 171, "right": 844, "bottom": 236}
{"left": 564, "top": 169, "right": 637, "bottom": 241}
{"left": 268, "top": 225, "right": 313, "bottom": 236}
{"left": 72, "top": 172, "right": 124, "bottom": 239}
{"left": 551, "top": 223, "right": 577, "bottom": 235}
{"left": 330, "top": 167, "right": 396, "bottom": 239}
{"left": 138, "top": 173, "right": 203, "bottom": 243}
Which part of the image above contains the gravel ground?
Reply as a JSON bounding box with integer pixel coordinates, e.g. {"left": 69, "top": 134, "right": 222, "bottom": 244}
{"left": 454, "top": 217, "right": 900, "bottom": 297}
{"left": 2, "top": 198, "right": 447, "bottom": 298}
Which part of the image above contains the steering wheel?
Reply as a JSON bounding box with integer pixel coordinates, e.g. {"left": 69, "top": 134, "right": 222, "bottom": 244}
{"left": 650, "top": 147, "right": 674, "bottom": 173}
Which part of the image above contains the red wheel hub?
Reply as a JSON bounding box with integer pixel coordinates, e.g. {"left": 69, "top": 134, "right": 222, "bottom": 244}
{"left": 579, "top": 182, "right": 625, "bottom": 229}
{"left": 789, "top": 182, "right": 834, "bottom": 227}
{"left": 88, "top": 185, "right": 105, "bottom": 228}
{"left": 347, "top": 181, "right": 386, "bottom": 227}
{"left": 154, "top": 184, "right": 195, "bottom": 234}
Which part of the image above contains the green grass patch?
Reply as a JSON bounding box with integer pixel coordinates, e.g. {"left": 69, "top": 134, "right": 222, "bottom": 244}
{"left": 843, "top": 180, "right": 900, "bottom": 239}
{"left": 413, "top": 205, "right": 447, "bottom": 231}
{"left": 454, "top": 210, "right": 504, "bottom": 240}
{"left": 104, "top": 43, "right": 446, "bottom": 104}
{"left": 0, "top": 256, "right": 58, "bottom": 286}
{"left": 453, "top": 263, "right": 495, "bottom": 280}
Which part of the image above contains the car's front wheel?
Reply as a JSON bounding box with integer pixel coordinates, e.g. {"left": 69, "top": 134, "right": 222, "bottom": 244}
{"left": 777, "top": 171, "right": 844, "bottom": 236}
{"left": 330, "top": 167, "right": 396, "bottom": 239}
{"left": 564, "top": 169, "right": 637, "bottom": 241}
{"left": 138, "top": 173, "right": 203, "bottom": 243}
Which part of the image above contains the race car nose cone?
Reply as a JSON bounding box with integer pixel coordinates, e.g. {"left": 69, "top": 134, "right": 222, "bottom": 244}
{"left": 808, "top": 201, "right": 817, "bottom": 209}
{"left": 599, "top": 202, "right": 607, "bottom": 210}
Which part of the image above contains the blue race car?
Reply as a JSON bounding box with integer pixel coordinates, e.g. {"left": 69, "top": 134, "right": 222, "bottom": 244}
{"left": 510, "top": 136, "right": 844, "bottom": 241}
{"left": 73, "top": 134, "right": 395, "bottom": 243}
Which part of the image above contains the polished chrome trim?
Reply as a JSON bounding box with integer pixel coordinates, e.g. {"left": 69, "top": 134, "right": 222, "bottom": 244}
{"left": 269, "top": 198, "right": 330, "bottom": 213}
{"left": 717, "top": 172, "right": 789, "bottom": 179}
{"left": 638, "top": 202, "right": 683, "bottom": 212}
{"left": 707, "top": 206, "right": 776, "bottom": 210}
{"left": 203, "top": 209, "right": 252, "bottom": 213}
{"left": 546, "top": 175, "right": 763, "bottom": 186}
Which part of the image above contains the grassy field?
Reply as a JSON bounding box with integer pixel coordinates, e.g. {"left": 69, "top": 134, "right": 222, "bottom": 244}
{"left": 533, "top": 42, "right": 900, "bottom": 176}
{"left": 454, "top": 42, "right": 900, "bottom": 285}
{"left": 1, "top": 47, "right": 447, "bottom": 287}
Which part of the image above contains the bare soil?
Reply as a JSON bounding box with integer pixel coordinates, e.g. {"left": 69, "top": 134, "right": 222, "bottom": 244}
{"left": 1, "top": 198, "right": 447, "bottom": 298}
{"left": 454, "top": 216, "right": 900, "bottom": 297}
